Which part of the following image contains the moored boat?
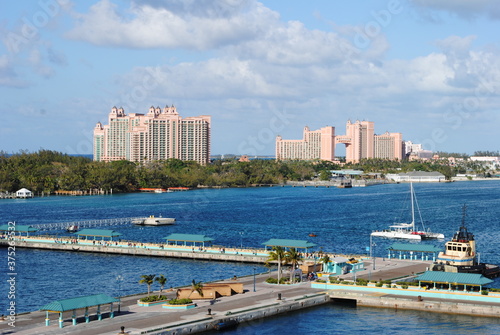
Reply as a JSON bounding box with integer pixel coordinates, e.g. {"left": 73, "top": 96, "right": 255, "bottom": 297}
{"left": 66, "top": 225, "right": 79, "bottom": 233}
{"left": 431, "top": 205, "right": 500, "bottom": 278}
{"left": 134, "top": 215, "right": 175, "bottom": 226}
{"left": 371, "top": 183, "right": 444, "bottom": 241}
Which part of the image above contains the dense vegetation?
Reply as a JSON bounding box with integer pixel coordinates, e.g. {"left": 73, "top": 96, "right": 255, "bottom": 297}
{"left": 0, "top": 150, "right": 496, "bottom": 194}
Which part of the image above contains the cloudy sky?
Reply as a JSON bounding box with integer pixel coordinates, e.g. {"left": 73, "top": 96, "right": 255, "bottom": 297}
{"left": 1, "top": 0, "right": 499, "bottom": 157}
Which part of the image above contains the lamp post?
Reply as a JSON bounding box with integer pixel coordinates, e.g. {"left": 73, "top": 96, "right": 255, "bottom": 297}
{"left": 239, "top": 232, "right": 244, "bottom": 249}
{"left": 370, "top": 234, "right": 376, "bottom": 270}
{"left": 253, "top": 267, "right": 256, "bottom": 292}
{"left": 116, "top": 275, "right": 123, "bottom": 313}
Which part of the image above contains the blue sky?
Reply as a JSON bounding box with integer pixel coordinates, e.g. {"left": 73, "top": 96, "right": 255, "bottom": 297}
{"left": 1, "top": 0, "right": 499, "bottom": 156}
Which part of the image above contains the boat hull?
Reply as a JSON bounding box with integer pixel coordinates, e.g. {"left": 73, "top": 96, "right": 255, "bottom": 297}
{"left": 370, "top": 231, "right": 421, "bottom": 240}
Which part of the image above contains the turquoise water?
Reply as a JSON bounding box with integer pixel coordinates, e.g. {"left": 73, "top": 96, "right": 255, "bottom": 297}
{"left": 1, "top": 181, "right": 499, "bottom": 332}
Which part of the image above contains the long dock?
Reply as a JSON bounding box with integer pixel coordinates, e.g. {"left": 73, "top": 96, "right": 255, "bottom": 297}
{"left": 0, "top": 236, "right": 271, "bottom": 263}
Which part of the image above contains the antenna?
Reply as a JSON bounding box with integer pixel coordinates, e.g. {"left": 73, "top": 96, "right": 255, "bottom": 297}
{"left": 461, "top": 204, "right": 467, "bottom": 228}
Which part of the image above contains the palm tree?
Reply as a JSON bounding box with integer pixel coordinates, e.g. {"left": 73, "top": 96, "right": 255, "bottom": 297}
{"left": 319, "top": 254, "right": 331, "bottom": 273}
{"left": 285, "top": 248, "right": 303, "bottom": 283}
{"left": 266, "top": 246, "right": 287, "bottom": 284}
{"left": 139, "top": 274, "right": 156, "bottom": 296}
{"left": 155, "top": 274, "right": 167, "bottom": 298}
{"left": 188, "top": 279, "right": 204, "bottom": 299}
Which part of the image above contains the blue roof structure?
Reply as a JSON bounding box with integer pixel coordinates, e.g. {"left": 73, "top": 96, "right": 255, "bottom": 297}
{"left": 74, "top": 229, "right": 122, "bottom": 238}
{"left": 387, "top": 243, "right": 441, "bottom": 253}
{"left": 164, "top": 233, "right": 214, "bottom": 243}
{"left": 40, "top": 294, "right": 119, "bottom": 312}
{"left": 415, "top": 271, "right": 493, "bottom": 286}
{"left": 262, "top": 239, "right": 316, "bottom": 249}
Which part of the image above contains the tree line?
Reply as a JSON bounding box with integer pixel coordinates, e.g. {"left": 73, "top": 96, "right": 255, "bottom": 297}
{"left": 0, "top": 150, "right": 494, "bottom": 194}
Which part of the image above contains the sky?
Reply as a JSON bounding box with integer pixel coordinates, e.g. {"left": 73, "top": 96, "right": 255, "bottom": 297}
{"left": 1, "top": 0, "right": 499, "bottom": 157}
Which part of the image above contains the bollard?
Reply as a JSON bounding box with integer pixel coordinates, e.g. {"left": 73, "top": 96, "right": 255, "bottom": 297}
{"left": 207, "top": 308, "right": 212, "bottom": 315}
{"left": 277, "top": 293, "right": 282, "bottom": 300}
{"left": 120, "top": 326, "right": 126, "bottom": 334}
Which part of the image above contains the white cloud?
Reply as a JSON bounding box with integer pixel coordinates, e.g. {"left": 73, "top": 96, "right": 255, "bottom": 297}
{"left": 411, "top": 0, "right": 500, "bottom": 20}
{"left": 67, "top": 0, "right": 275, "bottom": 50}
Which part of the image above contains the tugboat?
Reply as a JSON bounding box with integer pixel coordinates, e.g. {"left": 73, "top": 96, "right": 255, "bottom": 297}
{"left": 431, "top": 205, "right": 500, "bottom": 278}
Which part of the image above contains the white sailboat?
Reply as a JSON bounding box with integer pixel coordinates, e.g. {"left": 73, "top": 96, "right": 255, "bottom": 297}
{"left": 371, "top": 183, "right": 444, "bottom": 240}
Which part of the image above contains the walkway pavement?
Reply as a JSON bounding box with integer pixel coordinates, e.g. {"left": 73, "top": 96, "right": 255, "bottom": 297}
{"left": 0, "top": 273, "right": 322, "bottom": 335}
{"left": 0, "top": 258, "right": 432, "bottom": 335}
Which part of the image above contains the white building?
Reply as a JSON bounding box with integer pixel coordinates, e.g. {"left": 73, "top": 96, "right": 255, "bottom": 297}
{"left": 16, "top": 188, "right": 33, "bottom": 198}
{"left": 386, "top": 171, "right": 446, "bottom": 183}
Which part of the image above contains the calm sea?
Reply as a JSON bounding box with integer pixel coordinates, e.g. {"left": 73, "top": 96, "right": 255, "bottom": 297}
{"left": 1, "top": 181, "right": 500, "bottom": 333}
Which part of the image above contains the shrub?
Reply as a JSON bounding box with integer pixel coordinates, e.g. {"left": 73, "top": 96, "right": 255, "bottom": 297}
{"left": 316, "top": 279, "right": 326, "bottom": 283}
{"left": 266, "top": 277, "right": 288, "bottom": 284}
{"left": 401, "top": 284, "right": 409, "bottom": 289}
{"left": 375, "top": 282, "right": 383, "bottom": 287}
{"left": 266, "top": 277, "right": 278, "bottom": 284}
{"left": 140, "top": 295, "right": 168, "bottom": 303}
{"left": 481, "top": 290, "right": 489, "bottom": 296}
{"left": 355, "top": 278, "right": 369, "bottom": 286}
{"left": 168, "top": 298, "right": 193, "bottom": 305}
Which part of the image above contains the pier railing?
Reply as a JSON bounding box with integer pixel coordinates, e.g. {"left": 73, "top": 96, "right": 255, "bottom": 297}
{"left": 31, "top": 217, "right": 146, "bottom": 231}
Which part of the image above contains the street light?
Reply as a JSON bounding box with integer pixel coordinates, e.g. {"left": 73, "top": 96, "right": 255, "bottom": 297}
{"left": 253, "top": 267, "right": 256, "bottom": 292}
{"left": 116, "top": 275, "right": 124, "bottom": 313}
{"left": 239, "top": 232, "right": 244, "bottom": 249}
{"left": 370, "top": 234, "right": 376, "bottom": 270}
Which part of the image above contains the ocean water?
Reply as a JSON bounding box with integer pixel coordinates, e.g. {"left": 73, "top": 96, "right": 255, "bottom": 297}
{"left": 1, "top": 181, "right": 499, "bottom": 333}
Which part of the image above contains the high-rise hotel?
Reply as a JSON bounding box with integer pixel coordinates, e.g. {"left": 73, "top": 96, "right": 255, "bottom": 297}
{"left": 94, "top": 105, "right": 211, "bottom": 164}
{"left": 276, "top": 120, "right": 403, "bottom": 163}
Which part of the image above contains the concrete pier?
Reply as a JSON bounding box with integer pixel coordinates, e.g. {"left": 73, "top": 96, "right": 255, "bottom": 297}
{"left": 0, "top": 237, "right": 270, "bottom": 263}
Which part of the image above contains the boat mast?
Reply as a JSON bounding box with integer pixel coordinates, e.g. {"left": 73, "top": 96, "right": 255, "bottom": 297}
{"left": 410, "top": 182, "right": 415, "bottom": 231}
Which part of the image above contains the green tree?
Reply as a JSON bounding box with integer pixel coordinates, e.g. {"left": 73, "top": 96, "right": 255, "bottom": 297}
{"left": 285, "top": 248, "right": 303, "bottom": 283}
{"left": 139, "top": 274, "right": 156, "bottom": 296}
{"left": 266, "top": 246, "right": 287, "bottom": 284}
{"left": 155, "top": 274, "right": 167, "bottom": 298}
{"left": 187, "top": 279, "right": 204, "bottom": 299}
{"left": 319, "top": 254, "right": 331, "bottom": 272}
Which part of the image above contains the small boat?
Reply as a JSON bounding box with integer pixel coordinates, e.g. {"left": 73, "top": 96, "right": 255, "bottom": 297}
{"left": 134, "top": 215, "right": 176, "bottom": 226}
{"left": 66, "top": 225, "right": 79, "bottom": 233}
{"left": 309, "top": 233, "right": 317, "bottom": 237}
{"left": 213, "top": 319, "right": 238, "bottom": 331}
{"left": 431, "top": 206, "right": 500, "bottom": 278}
{"left": 371, "top": 183, "right": 444, "bottom": 241}
{"left": 337, "top": 179, "right": 352, "bottom": 188}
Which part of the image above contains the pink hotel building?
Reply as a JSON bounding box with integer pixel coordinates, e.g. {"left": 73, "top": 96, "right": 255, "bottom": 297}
{"left": 94, "top": 106, "right": 211, "bottom": 164}
{"left": 276, "top": 120, "right": 403, "bottom": 163}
